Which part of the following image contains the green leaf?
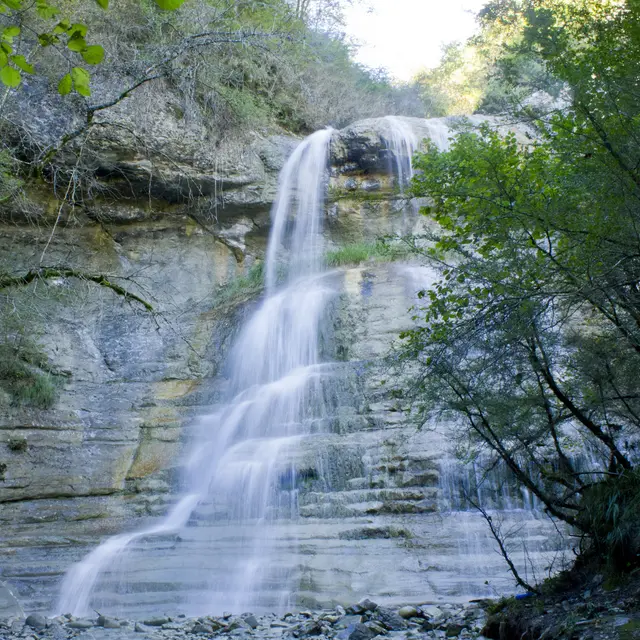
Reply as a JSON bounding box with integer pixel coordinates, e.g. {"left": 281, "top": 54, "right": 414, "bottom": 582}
{"left": 1, "top": 0, "right": 22, "bottom": 10}
{"left": 67, "top": 35, "right": 87, "bottom": 52}
{"left": 69, "top": 23, "right": 88, "bottom": 37}
{"left": 57, "top": 72, "right": 71, "bottom": 95}
{"left": 11, "top": 54, "right": 33, "bottom": 73}
{"left": 81, "top": 45, "right": 104, "bottom": 65}
{"left": 0, "top": 65, "right": 20, "bottom": 87}
{"left": 2, "top": 26, "right": 20, "bottom": 41}
{"left": 94, "top": 0, "right": 108, "bottom": 9}
{"left": 0, "top": 42, "right": 11, "bottom": 55}
{"left": 0, "top": 49, "right": 6, "bottom": 66}
{"left": 75, "top": 84, "right": 91, "bottom": 97}
{"left": 71, "top": 66, "right": 91, "bottom": 96}
{"left": 53, "top": 20, "right": 70, "bottom": 34}
{"left": 153, "top": 0, "right": 186, "bottom": 10}
{"left": 36, "top": 0, "right": 58, "bottom": 18}
{"left": 38, "top": 33, "right": 59, "bottom": 46}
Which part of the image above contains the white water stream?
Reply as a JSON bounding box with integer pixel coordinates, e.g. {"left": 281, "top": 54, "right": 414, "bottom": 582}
{"left": 56, "top": 119, "right": 462, "bottom": 616}
{"left": 57, "top": 128, "right": 335, "bottom": 617}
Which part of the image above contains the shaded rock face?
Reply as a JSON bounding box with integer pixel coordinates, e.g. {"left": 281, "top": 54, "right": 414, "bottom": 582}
{"left": 0, "top": 116, "right": 559, "bottom": 615}
{"left": 3, "top": 78, "right": 300, "bottom": 224}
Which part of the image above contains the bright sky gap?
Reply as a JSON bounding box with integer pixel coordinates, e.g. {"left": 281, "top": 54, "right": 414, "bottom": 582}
{"left": 344, "top": 0, "right": 487, "bottom": 81}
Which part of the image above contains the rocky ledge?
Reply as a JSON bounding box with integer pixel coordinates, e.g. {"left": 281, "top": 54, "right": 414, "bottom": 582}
{"left": 0, "top": 600, "right": 488, "bottom": 640}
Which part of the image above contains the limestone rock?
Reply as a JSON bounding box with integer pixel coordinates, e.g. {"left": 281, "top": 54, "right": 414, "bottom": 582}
{"left": 67, "top": 619, "right": 94, "bottom": 629}
{"left": 358, "top": 599, "right": 379, "bottom": 612}
{"left": 142, "top": 616, "right": 170, "bottom": 626}
{"left": 0, "top": 583, "right": 23, "bottom": 620}
{"left": 242, "top": 614, "right": 259, "bottom": 629}
{"left": 348, "top": 623, "right": 378, "bottom": 640}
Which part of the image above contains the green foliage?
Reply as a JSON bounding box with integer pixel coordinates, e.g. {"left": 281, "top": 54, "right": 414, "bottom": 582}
{"left": 326, "top": 240, "right": 411, "bottom": 267}
{"left": 403, "top": 0, "right": 640, "bottom": 560}
{"left": 214, "top": 262, "right": 264, "bottom": 306}
{"left": 413, "top": 0, "right": 562, "bottom": 116}
{"left": 0, "top": 0, "right": 181, "bottom": 95}
{"left": 7, "top": 436, "right": 27, "bottom": 451}
{"left": 579, "top": 470, "right": 640, "bottom": 571}
{"left": 1, "top": 0, "right": 423, "bottom": 149}
{"left": 0, "top": 334, "right": 58, "bottom": 409}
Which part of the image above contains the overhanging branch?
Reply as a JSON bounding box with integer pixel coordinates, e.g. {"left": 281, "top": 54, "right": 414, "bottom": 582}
{"left": 0, "top": 267, "right": 153, "bottom": 311}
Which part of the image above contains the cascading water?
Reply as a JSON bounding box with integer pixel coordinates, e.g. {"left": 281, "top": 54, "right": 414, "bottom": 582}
{"left": 57, "top": 128, "right": 335, "bottom": 617}
{"left": 383, "top": 116, "right": 418, "bottom": 189}
{"left": 51, "top": 115, "right": 558, "bottom": 617}
{"left": 382, "top": 116, "right": 450, "bottom": 188}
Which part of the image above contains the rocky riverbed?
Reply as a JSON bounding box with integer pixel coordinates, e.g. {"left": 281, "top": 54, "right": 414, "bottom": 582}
{"left": 0, "top": 600, "right": 488, "bottom": 640}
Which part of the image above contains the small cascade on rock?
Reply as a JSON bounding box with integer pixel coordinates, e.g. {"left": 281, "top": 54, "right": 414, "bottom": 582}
{"left": 382, "top": 116, "right": 451, "bottom": 190}
{"left": 382, "top": 117, "right": 451, "bottom": 236}
{"left": 383, "top": 116, "right": 418, "bottom": 190}
{"left": 56, "top": 128, "right": 335, "bottom": 617}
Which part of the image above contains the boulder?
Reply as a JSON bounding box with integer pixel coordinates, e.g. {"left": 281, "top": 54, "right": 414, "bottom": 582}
{"left": 375, "top": 608, "right": 408, "bottom": 631}
{"left": 25, "top": 613, "right": 47, "bottom": 630}
{"left": 142, "top": 616, "right": 170, "bottom": 626}
{"left": 348, "top": 623, "right": 378, "bottom": 640}
{"left": 242, "top": 614, "right": 259, "bottom": 629}
{"left": 97, "top": 615, "right": 121, "bottom": 628}
{"left": 67, "top": 619, "right": 95, "bottom": 629}
{"left": 420, "top": 605, "right": 444, "bottom": 621}
{"left": 446, "top": 623, "right": 466, "bottom": 637}
{"left": 336, "top": 615, "right": 363, "bottom": 628}
{"left": 358, "top": 599, "right": 379, "bottom": 612}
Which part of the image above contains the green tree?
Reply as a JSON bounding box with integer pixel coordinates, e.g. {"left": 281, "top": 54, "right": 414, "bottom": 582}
{"left": 404, "top": 0, "right": 640, "bottom": 570}
{"left": 0, "top": 0, "right": 188, "bottom": 94}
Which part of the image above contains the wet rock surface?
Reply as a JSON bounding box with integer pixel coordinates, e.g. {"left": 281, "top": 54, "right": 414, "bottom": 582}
{"left": 0, "top": 116, "right": 557, "bottom": 615}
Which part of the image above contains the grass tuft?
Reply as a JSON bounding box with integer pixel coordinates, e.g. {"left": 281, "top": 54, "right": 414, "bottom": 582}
{"left": 215, "top": 262, "right": 264, "bottom": 306}
{"left": 0, "top": 336, "right": 58, "bottom": 409}
{"left": 326, "top": 240, "right": 412, "bottom": 267}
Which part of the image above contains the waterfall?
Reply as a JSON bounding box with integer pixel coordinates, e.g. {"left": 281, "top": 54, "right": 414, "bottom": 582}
{"left": 383, "top": 116, "right": 418, "bottom": 189}
{"left": 56, "top": 128, "right": 335, "bottom": 617}
{"left": 382, "top": 115, "right": 450, "bottom": 190}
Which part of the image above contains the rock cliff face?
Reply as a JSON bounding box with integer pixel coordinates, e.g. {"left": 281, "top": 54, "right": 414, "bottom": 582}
{"left": 0, "top": 114, "right": 557, "bottom": 616}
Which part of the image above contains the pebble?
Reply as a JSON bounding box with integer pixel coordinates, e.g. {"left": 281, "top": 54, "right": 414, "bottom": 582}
{"left": 0, "top": 600, "right": 489, "bottom": 640}
{"left": 68, "top": 619, "right": 95, "bottom": 629}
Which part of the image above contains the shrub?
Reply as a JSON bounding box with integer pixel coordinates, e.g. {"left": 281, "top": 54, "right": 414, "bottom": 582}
{"left": 0, "top": 336, "right": 58, "bottom": 409}
{"left": 578, "top": 470, "right": 640, "bottom": 572}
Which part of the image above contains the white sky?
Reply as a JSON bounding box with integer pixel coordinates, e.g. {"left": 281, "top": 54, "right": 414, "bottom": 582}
{"left": 343, "top": 0, "right": 487, "bottom": 81}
